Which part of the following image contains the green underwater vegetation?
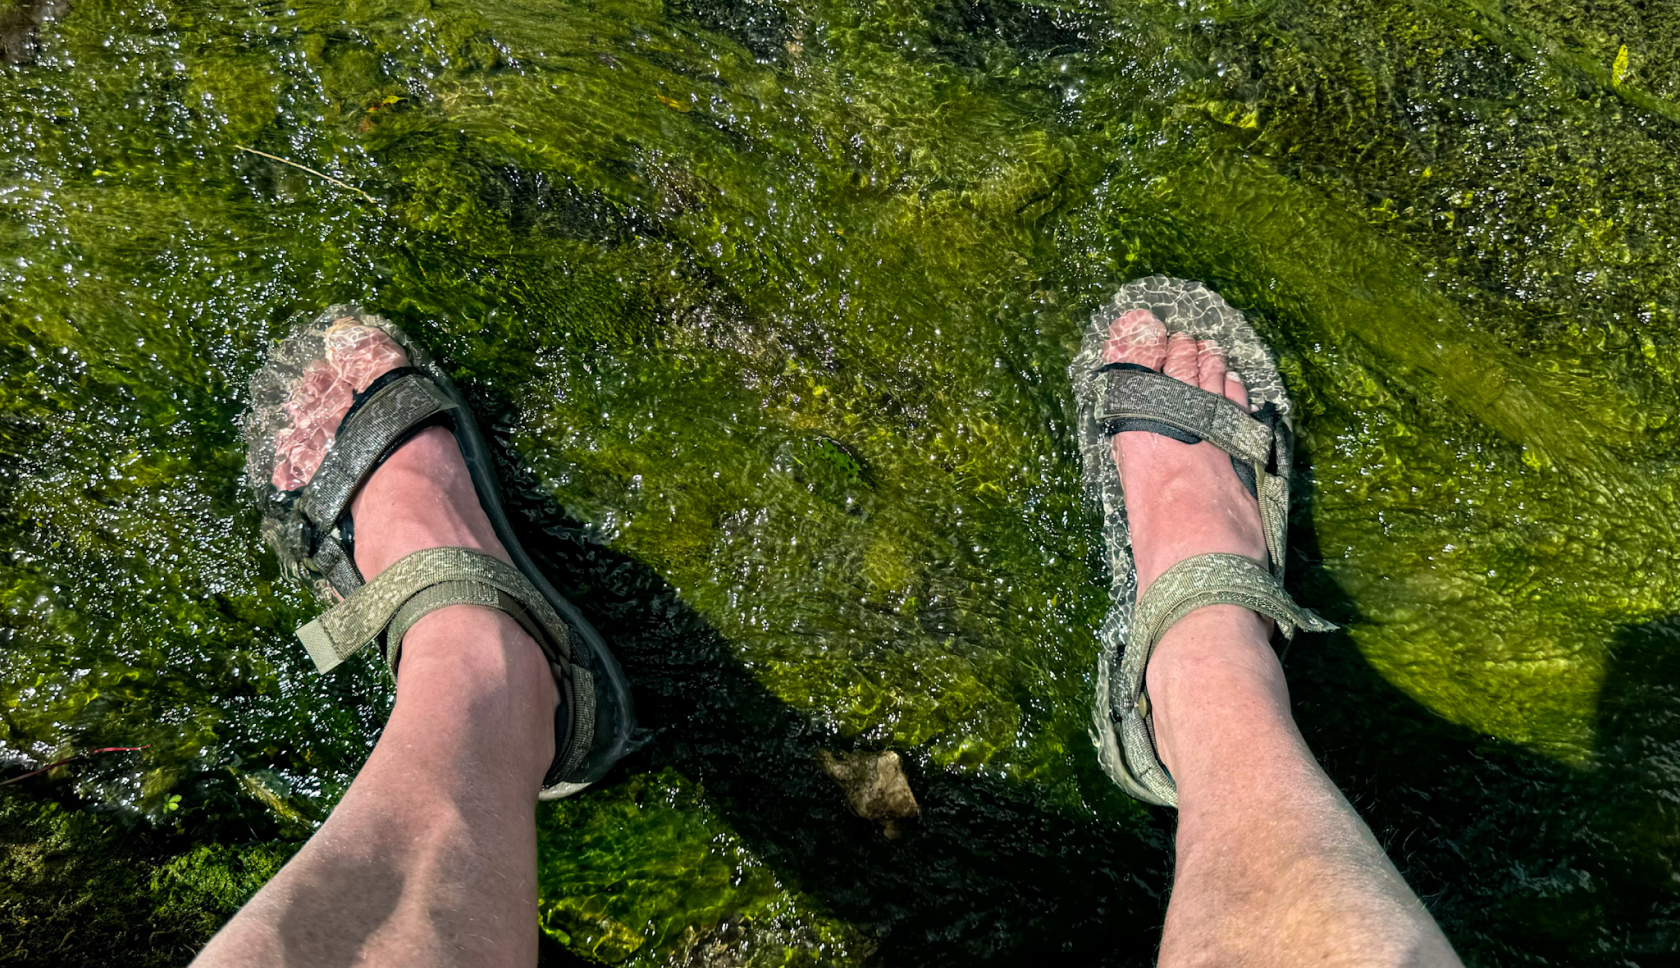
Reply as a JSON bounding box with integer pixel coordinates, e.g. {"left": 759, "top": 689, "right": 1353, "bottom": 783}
{"left": 2, "top": 0, "right": 1679, "bottom": 962}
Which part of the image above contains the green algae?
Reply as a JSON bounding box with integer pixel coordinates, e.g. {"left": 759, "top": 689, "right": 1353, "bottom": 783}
{"left": 0, "top": 789, "right": 297, "bottom": 966}
{"left": 535, "top": 769, "right": 873, "bottom": 965}
{"left": 2, "top": 0, "right": 1680, "bottom": 963}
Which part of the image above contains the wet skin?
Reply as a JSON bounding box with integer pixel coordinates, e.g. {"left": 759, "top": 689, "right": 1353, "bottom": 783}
{"left": 194, "top": 327, "right": 557, "bottom": 968}
{"left": 1102, "top": 309, "right": 1461, "bottom": 967}
{"left": 194, "top": 313, "right": 1458, "bottom": 967}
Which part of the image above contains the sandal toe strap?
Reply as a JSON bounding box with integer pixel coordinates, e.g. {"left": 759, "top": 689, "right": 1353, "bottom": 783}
{"left": 299, "top": 373, "right": 457, "bottom": 537}
{"left": 1099, "top": 367, "right": 1297, "bottom": 576}
{"left": 275, "top": 371, "right": 456, "bottom": 601}
{"left": 1100, "top": 367, "right": 1272, "bottom": 464}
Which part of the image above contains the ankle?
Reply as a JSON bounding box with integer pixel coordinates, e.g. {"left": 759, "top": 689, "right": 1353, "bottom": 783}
{"left": 392, "top": 606, "right": 560, "bottom": 789}
{"left": 1145, "top": 605, "right": 1295, "bottom": 780}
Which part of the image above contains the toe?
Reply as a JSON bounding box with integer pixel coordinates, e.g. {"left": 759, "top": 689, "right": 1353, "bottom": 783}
{"left": 1162, "top": 332, "right": 1199, "bottom": 384}
{"left": 272, "top": 320, "right": 412, "bottom": 493}
{"left": 1225, "top": 370, "right": 1253, "bottom": 411}
{"left": 1104, "top": 309, "right": 1167, "bottom": 369}
{"left": 1195, "top": 340, "right": 1227, "bottom": 395}
{"left": 326, "top": 322, "right": 411, "bottom": 393}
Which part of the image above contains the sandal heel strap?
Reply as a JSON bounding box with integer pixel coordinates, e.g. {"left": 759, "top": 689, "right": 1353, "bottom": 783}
{"left": 547, "top": 663, "right": 596, "bottom": 785}
{"left": 1257, "top": 472, "right": 1290, "bottom": 580}
{"left": 1113, "top": 552, "right": 1338, "bottom": 808}
{"left": 377, "top": 575, "right": 596, "bottom": 779}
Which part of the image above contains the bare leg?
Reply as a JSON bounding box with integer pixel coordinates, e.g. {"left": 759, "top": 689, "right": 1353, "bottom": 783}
{"left": 194, "top": 426, "right": 558, "bottom": 968}
{"left": 1105, "top": 314, "right": 1461, "bottom": 967}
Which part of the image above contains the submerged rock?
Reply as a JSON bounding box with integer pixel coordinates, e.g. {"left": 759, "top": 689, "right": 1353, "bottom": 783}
{"left": 0, "top": 0, "right": 67, "bottom": 65}
{"left": 816, "top": 750, "right": 921, "bottom": 840}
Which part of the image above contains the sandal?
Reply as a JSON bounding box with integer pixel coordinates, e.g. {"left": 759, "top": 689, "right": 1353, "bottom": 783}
{"left": 1073, "top": 277, "right": 1336, "bottom": 807}
{"left": 243, "top": 306, "right": 635, "bottom": 799}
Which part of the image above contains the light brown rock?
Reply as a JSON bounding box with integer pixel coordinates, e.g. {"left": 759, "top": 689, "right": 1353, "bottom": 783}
{"left": 816, "top": 749, "right": 921, "bottom": 839}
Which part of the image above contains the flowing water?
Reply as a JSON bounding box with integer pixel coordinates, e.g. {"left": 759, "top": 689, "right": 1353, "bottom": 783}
{"left": 2, "top": 0, "right": 1679, "bottom": 963}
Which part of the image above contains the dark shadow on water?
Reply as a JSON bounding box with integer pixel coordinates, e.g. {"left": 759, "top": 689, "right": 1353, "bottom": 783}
{"left": 494, "top": 443, "right": 1173, "bottom": 967}
{"left": 1287, "top": 490, "right": 1680, "bottom": 967}
{"left": 483, "top": 386, "right": 1678, "bottom": 967}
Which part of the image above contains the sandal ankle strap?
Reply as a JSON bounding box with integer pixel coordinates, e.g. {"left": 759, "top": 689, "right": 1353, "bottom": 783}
{"left": 1113, "top": 552, "right": 1338, "bottom": 806}
{"left": 296, "top": 545, "right": 597, "bottom": 783}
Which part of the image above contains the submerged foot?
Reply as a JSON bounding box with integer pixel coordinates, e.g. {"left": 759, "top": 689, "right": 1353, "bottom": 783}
{"left": 1103, "top": 309, "right": 1276, "bottom": 773}
{"left": 1100, "top": 306, "right": 1463, "bottom": 968}
{"left": 272, "top": 318, "right": 557, "bottom": 775}
{"left": 198, "top": 325, "right": 567, "bottom": 966}
{"left": 271, "top": 318, "right": 513, "bottom": 579}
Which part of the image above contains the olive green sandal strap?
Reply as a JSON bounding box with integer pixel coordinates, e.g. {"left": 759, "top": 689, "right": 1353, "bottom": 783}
{"left": 1100, "top": 368, "right": 1294, "bottom": 577}
{"left": 295, "top": 545, "right": 597, "bottom": 781}
{"left": 1133, "top": 553, "right": 1336, "bottom": 653}
{"left": 296, "top": 546, "right": 575, "bottom": 674}
{"left": 297, "top": 373, "right": 459, "bottom": 549}
{"left": 1100, "top": 368, "right": 1272, "bottom": 464}
{"left": 1114, "top": 552, "right": 1338, "bottom": 806}
{"left": 380, "top": 567, "right": 598, "bottom": 782}
{"left": 309, "top": 533, "right": 365, "bottom": 597}
{"left": 385, "top": 576, "right": 555, "bottom": 672}
{"left": 1255, "top": 473, "right": 1290, "bottom": 579}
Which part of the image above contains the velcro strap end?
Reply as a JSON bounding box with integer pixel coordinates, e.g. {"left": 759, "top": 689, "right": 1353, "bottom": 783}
{"left": 297, "top": 618, "right": 349, "bottom": 674}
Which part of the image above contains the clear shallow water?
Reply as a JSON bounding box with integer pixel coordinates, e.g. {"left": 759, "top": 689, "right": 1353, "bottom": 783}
{"left": 2, "top": 0, "right": 1678, "bottom": 963}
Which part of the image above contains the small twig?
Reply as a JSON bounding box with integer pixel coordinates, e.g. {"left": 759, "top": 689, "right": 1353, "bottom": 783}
{"left": 235, "top": 145, "right": 380, "bottom": 206}
{"left": 0, "top": 746, "right": 149, "bottom": 787}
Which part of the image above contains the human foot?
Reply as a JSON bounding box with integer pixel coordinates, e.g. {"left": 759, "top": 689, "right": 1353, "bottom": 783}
{"left": 1102, "top": 309, "right": 1279, "bottom": 776}
{"left": 1094, "top": 311, "right": 1459, "bottom": 968}
{"left": 1103, "top": 308, "right": 1270, "bottom": 593}
{"left": 269, "top": 317, "right": 556, "bottom": 781}
{"left": 271, "top": 317, "right": 514, "bottom": 581}
{"left": 248, "top": 307, "right": 635, "bottom": 800}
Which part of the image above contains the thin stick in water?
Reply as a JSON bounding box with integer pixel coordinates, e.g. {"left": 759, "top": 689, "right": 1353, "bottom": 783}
{"left": 0, "top": 746, "right": 150, "bottom": 787}
{"left": 235, "top": 145, "right": 379, "bottom": 205}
